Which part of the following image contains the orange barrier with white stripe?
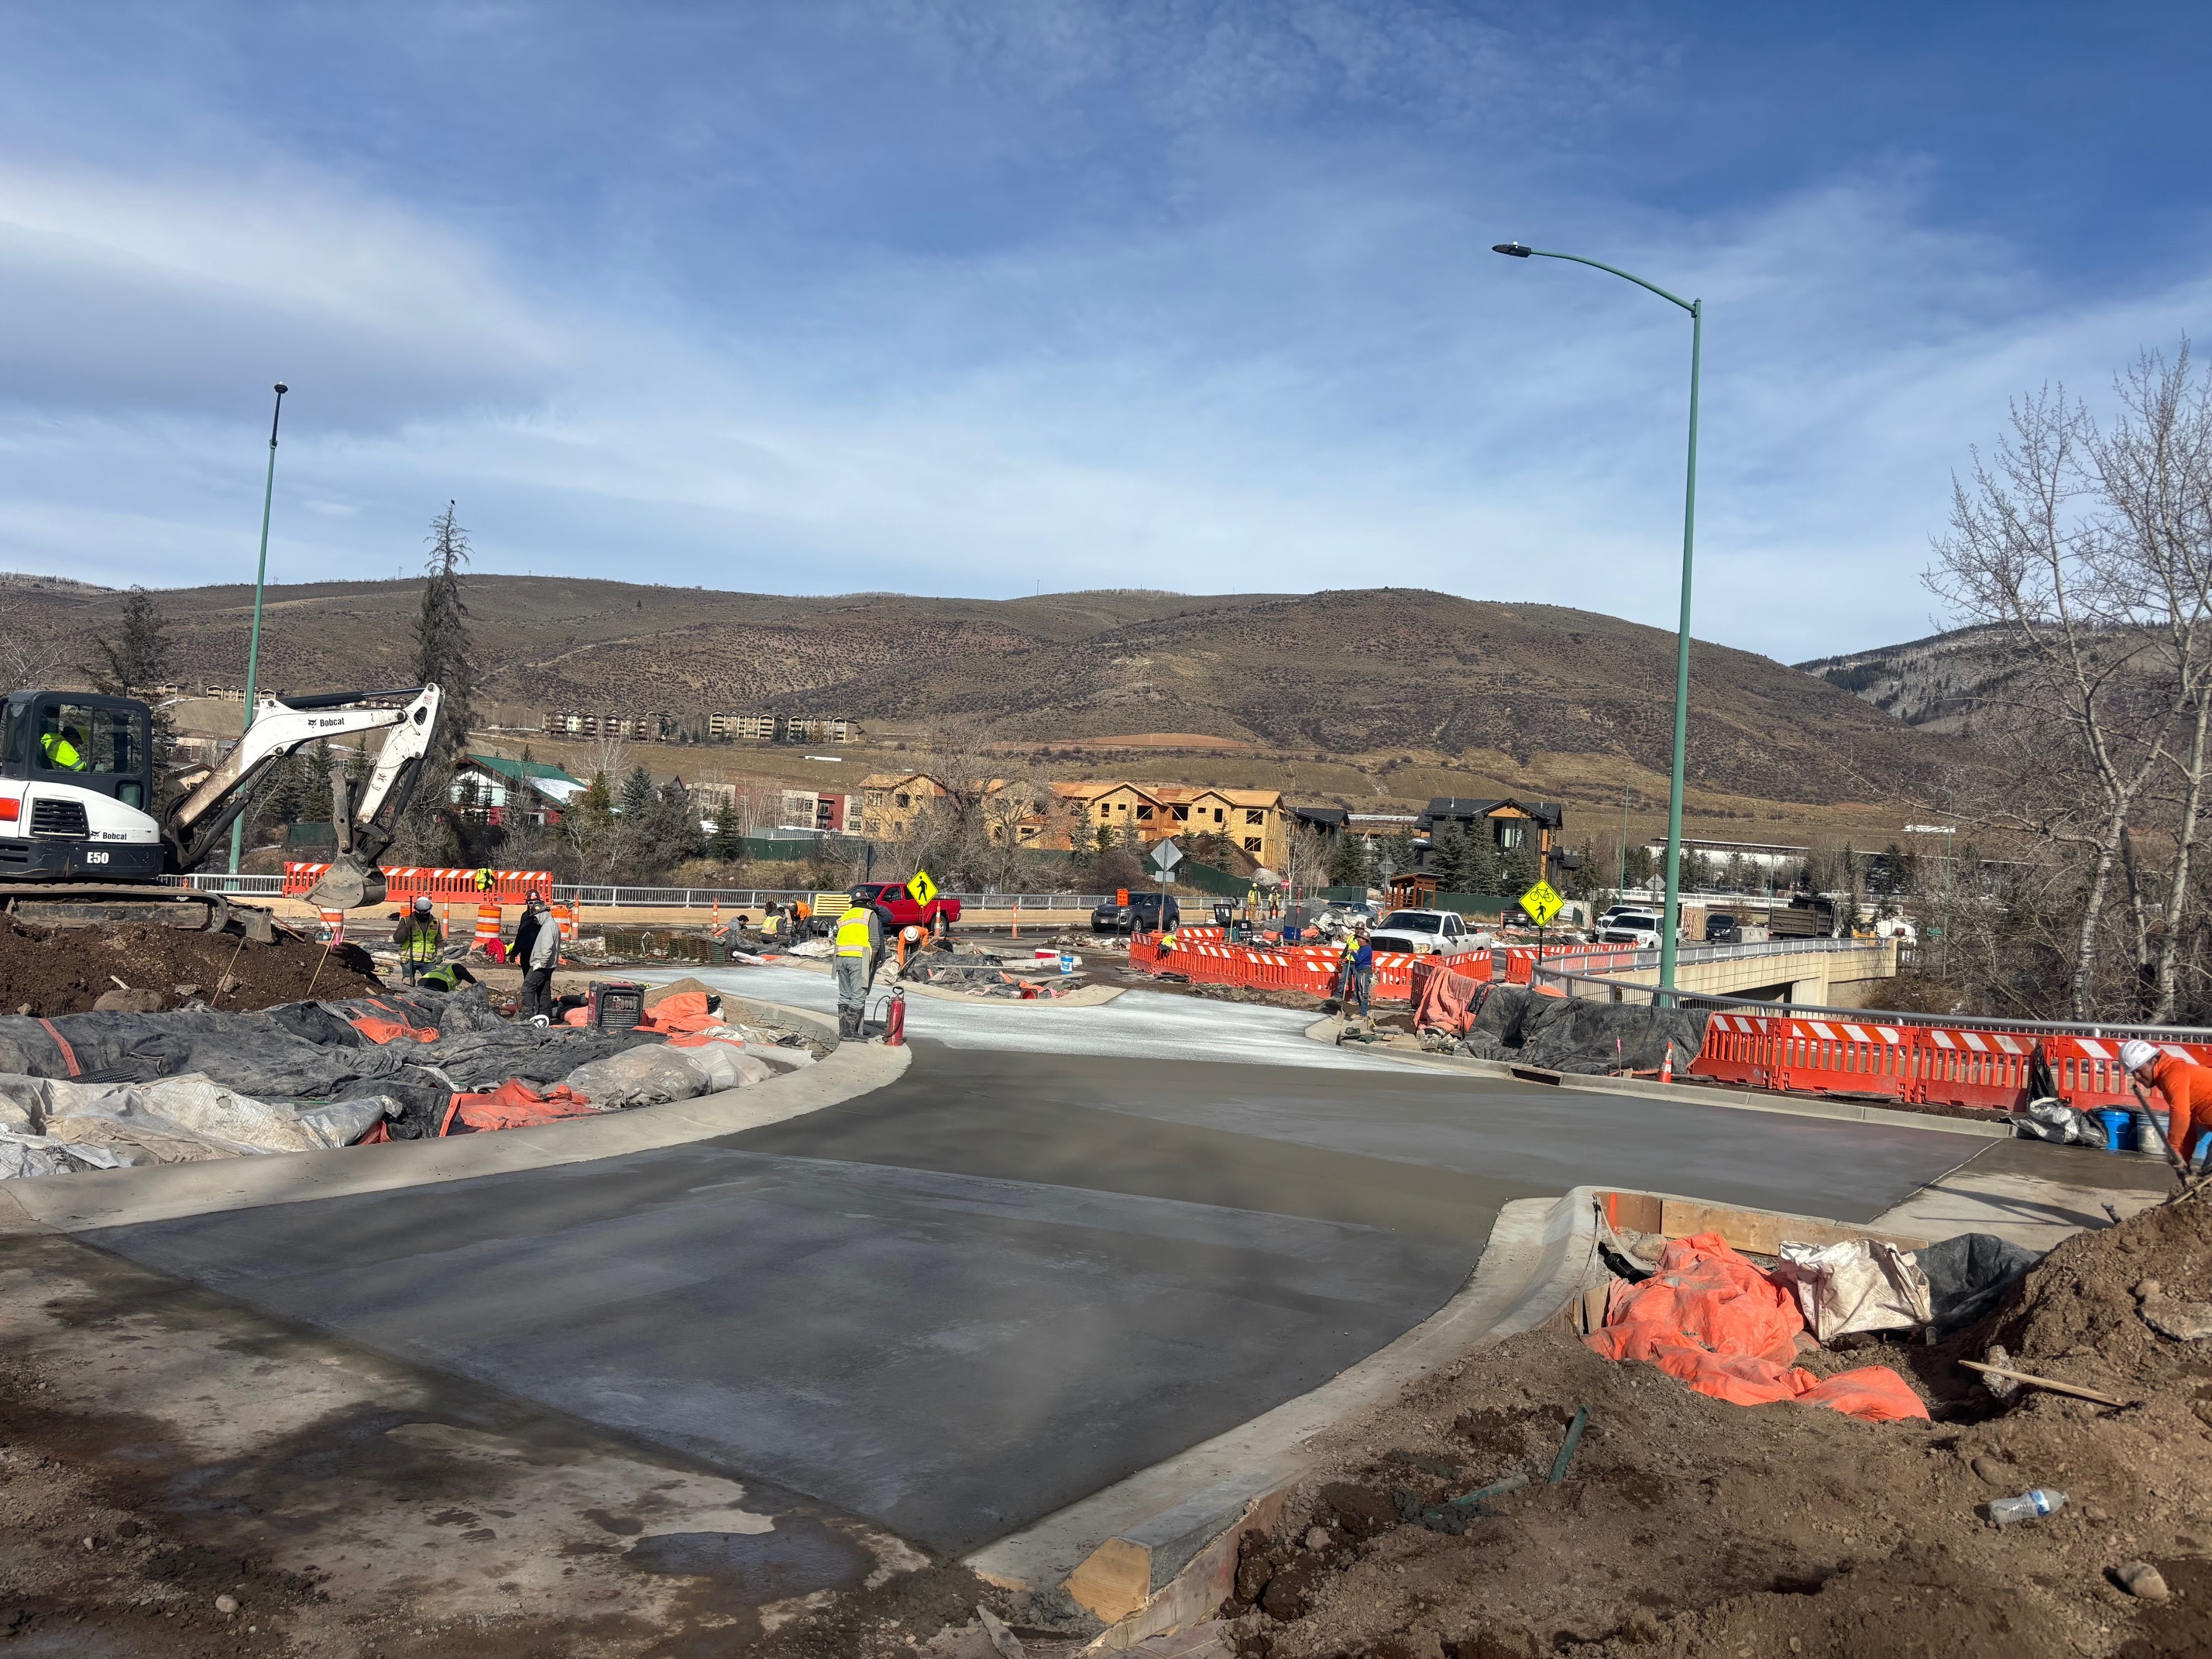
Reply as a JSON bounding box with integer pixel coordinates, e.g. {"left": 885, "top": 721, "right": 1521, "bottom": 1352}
{"left": 1130, "top": 934, "right": 1438, "bottom": 1001}
{"left": 1691, "top": 1012, "right": 2210, "bottom": 1111}
{"left": 283, "top": 864, "right": 554, "bottom": 904}
{"left": 473, "top": 903, "right": 503, "bottom": 953}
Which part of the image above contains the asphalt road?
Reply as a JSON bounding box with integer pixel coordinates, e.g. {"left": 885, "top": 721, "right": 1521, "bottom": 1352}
{"left": 86, "top": 976, "right": 1983, "bottom": 1554}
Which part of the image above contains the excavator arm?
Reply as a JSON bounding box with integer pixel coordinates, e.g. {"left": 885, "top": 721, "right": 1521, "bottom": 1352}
{"left": 164, "top": 684, "right": 443, "bottom": 908}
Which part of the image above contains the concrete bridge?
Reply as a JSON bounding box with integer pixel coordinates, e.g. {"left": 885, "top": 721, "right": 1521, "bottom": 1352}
{"left": 1540, "top": 937, "right": 1899, "bottom": 1008}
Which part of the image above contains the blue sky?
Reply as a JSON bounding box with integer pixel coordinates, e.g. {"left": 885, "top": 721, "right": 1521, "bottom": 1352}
{"left": 0, "top": 2, "right": 2205, "bottom": 661}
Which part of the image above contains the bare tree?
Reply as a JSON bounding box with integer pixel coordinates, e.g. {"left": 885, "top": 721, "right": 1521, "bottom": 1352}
{"left": 0, "top": 582, "right": 66, "bottom": 693}
{"left": 2083, "top": 345, "right": 2212, "bottom": 1018}
{"left": 1928, "top": 384, "right": 2183, "bottom": 1017}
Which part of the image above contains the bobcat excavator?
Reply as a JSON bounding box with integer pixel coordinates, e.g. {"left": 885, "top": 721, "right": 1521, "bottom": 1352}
{"left": 0, "top": 682, "right": 443, "bottom": 936}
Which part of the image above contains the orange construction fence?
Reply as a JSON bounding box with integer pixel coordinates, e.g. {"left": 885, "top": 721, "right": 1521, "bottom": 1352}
{"left": 283, "top": 864, "right": 554, "bottom": 905}
{"left": 1690, "top": 1011, "right": 2211, "bottom": 1113}
{"left": 1130, "top": 933, "right": 1447, "bottom": 1001}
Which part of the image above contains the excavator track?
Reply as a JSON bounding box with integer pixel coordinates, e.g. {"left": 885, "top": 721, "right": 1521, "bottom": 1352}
{"left": 1, "top": 884, "right": 278, "bottom": 943}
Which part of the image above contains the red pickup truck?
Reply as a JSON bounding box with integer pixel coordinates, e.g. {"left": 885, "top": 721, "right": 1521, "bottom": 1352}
{"left": 850, "top": 882, "right": 963, "bottom": 933}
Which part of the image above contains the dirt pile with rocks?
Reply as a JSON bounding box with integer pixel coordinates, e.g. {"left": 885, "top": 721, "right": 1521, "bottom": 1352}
{"left": 0, "top": 915, "right": 379, "bottom": 1016}
{"left": 1211, "top": 1194, "right": 2212, "bottom": 1658}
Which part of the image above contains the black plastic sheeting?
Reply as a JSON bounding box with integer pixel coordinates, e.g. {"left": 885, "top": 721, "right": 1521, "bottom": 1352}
{"left": 1914, "top": 1231, "right": 2045, "bottom": 1340}
{"left": 0, "top": 984, "right": 663, "bottom": 1113}
{"left": 1454, "top": 985, "right": 1709, "bottom": 1076}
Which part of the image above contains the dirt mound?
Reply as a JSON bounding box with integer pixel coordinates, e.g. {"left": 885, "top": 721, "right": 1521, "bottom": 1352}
{"left": 1204, "top": 1197, "right": 2212, "bottom": 1658}
{"left": 0, "top": 916, "right": 380, "bottom": 1017}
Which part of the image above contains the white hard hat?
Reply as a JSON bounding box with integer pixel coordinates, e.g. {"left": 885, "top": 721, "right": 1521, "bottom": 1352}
{"left": 2121, "top": 1039, "right": 2158, "bottom": 1073}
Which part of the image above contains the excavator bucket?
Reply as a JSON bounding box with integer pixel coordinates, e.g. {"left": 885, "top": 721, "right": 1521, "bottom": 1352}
{"left": 304, "top": 856, "right": 386, "bottom": 912}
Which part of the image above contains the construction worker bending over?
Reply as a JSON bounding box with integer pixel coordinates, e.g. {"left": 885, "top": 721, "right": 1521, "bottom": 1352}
{"left": 2125, "top": 1040, "right": 2212, "bottom": 1176}
{"left": 833, "top": 900, "right": 883, "bottom": 1039}
{"left": 392, "top": 895, "right": 443, "bottom": 987}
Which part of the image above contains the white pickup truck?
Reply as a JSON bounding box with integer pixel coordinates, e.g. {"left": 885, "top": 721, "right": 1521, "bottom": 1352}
{"left": 1368, "top": 909, "right": 1490, "bottom": 958}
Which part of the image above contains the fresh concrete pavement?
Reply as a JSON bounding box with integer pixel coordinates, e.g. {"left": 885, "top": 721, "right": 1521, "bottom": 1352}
{"left": 66, "top": 967, "right": 2005, "bottom": 1567}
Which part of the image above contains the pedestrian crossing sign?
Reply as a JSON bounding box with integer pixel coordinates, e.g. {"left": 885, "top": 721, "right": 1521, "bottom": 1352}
{"left": 1518, "top": 880, "right": 1565, "bottom": 927}
{"left": 906, "top": 869, "right": 939, "bottom": 905}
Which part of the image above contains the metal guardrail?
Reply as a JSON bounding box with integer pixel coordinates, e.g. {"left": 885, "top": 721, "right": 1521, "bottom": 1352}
{"left": 162, "top": 874, "right": 1112, "bottom": 912}
{"left": 1535, "top": 933, "right": 2212, "bottom": 1044}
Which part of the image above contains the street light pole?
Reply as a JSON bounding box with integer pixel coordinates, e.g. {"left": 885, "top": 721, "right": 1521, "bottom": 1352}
{"left": 1493, "top": 243, "right": 1700, "bottom": 996}
{"left": 228, "top": 382, "right": 287, "bottom": 875}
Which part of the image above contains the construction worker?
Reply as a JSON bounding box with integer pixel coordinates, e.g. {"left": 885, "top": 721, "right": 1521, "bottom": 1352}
{"left": 1349, "top": 924, "right": 1376, "bottom": 1018}
{"left": 2125, "top": 1040, "right": 2212, "bottom": 1175}
{"left": 40, "top": 723, "right": 87, "bottom": 771}
{"left": 512, "top": 894, "right": 559, "bottom": 1022}
{"left": 392, "top": 895, "right": 443, "bottom": 987}
{"left": 833, "top": 898, "right": 882, "bottom": 1039}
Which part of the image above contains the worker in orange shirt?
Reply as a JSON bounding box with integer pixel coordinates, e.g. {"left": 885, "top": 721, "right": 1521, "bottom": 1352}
{"left": 2124, "top": 1040, "right": 2212, "bottom": 1175}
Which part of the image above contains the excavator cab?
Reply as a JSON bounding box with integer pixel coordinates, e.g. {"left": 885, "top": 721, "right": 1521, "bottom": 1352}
{"left": 0, "top": 692, "right": 165, "bottom": 880}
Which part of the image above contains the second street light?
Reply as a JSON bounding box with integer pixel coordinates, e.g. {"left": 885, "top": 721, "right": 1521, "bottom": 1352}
{"left": 1493, "top": 241, "right": 1701, "bottom": 998}
{"left": 228, "top": 381, "right": 287, "bottom": 876}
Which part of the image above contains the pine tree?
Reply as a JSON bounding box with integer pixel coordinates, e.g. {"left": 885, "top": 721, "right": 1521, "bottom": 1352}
{"left": 414, "top": 503, "right": 477, "bottom": 764}
{"left": 620, "top": 764, "right": 655, "bottom": 818}
{"left": 86, "top": 588, "right": 175, "bottom": 775}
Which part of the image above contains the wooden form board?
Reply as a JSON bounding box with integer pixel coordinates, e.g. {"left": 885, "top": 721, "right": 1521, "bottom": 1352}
{"left": 1599, "top": 1190, "right": 1928, "bottom": 1256}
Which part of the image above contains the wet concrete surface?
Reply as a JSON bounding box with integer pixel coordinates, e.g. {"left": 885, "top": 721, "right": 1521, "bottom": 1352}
{"left": 81, "top": 1035, "right": 1980, "bottom": 1554}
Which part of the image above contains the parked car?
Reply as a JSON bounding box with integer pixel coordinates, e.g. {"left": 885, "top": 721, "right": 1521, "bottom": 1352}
{"left": 1703, "top": 912, "right": 1740, "bottom": 943}
{"left": 850, "top": 882, "right": 963, "bottom": 935}
{"left": 1091, "top": 892, "right": 1181, "bottom": 933}
{"left": 1597, "top": 911, "right": 1666, "bottom": 949}
{"left": 1369, "top": 909, "right": 1487, "bottom": 957}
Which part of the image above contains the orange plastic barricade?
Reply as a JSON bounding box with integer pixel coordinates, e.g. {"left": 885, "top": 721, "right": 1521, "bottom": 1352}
{"left": 283, "top": 864, "right": 553, "bottom": 905}
{"left": 473, "top": 903, "right": 503, "bottom": 953}
{"left": 1689, "top": 1013, "right": 2212, "bottom": 1115}
{"left": 318, "top": 908, "right": 345, "bottom": 943}
{"left": 1586, "top": 1233, "right": 1927, "bottom": 1424}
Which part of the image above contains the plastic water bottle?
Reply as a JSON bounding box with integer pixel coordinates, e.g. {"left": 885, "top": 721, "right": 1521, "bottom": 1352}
{"left": 1989, "top": 1489, "right": 2066, "bottom": 1527}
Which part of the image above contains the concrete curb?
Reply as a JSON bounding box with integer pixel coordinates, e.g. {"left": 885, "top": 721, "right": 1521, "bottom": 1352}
{"left": 0, "top": 996, "right": 908, "bottom": 1237}
{"left": 1300, "top": 1017, "right": 2013, "bottom": 1142}
{"left": 967, "top": 1187, "right": 1609, "bottom": 1638}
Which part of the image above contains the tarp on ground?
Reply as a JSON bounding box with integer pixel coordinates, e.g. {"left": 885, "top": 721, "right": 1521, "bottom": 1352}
{"left": 0, "top": 984, "right": 662, "bottom": 1100}
{"left": 1586, "top": 1232, "right": 1929, "bottom": 1424}
{"left": 1915, "top": 1231, "right": 2045, "bottom": 1340}
{"left": 1470, "top": 987, "right": 1708, "bottom": 1075}
{"left": 0, "top": 1073, "right": 391, "bottom": 1164}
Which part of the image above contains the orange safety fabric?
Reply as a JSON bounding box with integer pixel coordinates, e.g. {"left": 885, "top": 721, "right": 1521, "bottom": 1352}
{"left": 1585, "top": 1233, "right": 1929, "bottom": 1424}
{"left": 634, "top": 991, "right": 720, "bottom": 1033}
{"left": 347, "top": 998, "right": 440, "bottom": 1044}
{"left": 1413, "top": 963, "right": 1485, "bottom": 1035}
{"left": 448, "top": 1079, "right": 596, "bottom": 1133}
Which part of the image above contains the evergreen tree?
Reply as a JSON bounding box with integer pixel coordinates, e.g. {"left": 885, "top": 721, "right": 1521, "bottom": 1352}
{"left": 414, "top": 504, "right": 477, "bottom": 761}
{"left": 709, "top": 802, "right": 746, "bottom": 862}
{"left": 1431, "top": 823, "right": 1473, "bottom": 891}
{"left": 85, "top": 587, "right": 175, "bottom": 775}
{"left": 1324, "top": 832, "right": 1369, "bottom": 888}
{"left": 620, "top": 764, "right": 656, "bottom": 818}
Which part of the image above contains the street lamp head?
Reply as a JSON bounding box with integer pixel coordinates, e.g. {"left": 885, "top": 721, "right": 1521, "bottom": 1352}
{"left": 273, "top": 383, "right": 288, "bottom": 395}
{"left": 1492, "top": 242, "right": 1532, "bottom": 258}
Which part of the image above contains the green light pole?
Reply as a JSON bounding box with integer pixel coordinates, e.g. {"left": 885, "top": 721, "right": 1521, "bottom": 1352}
{"left": 1493, "top": 242, "right": 1699, "bottom": 997}
{"left": 228, "top": 381, "right": 287, "bottom": 875}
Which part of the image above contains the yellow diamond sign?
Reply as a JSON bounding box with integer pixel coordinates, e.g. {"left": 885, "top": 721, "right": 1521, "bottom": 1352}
{"left": 1518, "top": 880, "right": 1565, "bottom": 928}
{"left": 906, "top": 868, "right": 939, "bottom": 905}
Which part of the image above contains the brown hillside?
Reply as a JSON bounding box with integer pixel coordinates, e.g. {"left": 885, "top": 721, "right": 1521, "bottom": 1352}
{"left": 3, "top": 575, "right": 1969, "bottom": 813}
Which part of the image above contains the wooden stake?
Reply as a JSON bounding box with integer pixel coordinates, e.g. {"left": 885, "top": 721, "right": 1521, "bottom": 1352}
{"left": 1958, "top": 1359, "right": 2126, "bottom": 1408}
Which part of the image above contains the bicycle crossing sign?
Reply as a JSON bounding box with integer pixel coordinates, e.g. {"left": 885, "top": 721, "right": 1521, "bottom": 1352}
{"left": 1518, "top": 880, "right": 1565, "bottom": 927}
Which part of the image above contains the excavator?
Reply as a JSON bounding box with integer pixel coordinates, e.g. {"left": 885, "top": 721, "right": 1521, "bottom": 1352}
{"left": 0, "top": 682, "right": 443, "bottom": 936}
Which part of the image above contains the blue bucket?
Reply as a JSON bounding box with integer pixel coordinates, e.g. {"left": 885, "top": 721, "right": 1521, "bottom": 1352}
{"left": 2097, "top": 1108, "right": 2135, "bottom": 1153}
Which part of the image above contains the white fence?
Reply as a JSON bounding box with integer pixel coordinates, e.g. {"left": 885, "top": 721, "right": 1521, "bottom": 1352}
{"left": 160, "top": 873, "right": 1112, "bottom": 912}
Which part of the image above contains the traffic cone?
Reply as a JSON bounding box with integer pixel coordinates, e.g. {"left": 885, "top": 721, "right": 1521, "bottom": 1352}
{"left": 1661, "top": 1039, "right": 1675, "bottom": 1085}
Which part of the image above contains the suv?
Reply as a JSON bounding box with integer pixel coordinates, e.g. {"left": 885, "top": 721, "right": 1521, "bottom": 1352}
{"left": 1368, "top": 909, "right": 1486, "bottom": 957}
{"left": 1092, "top": 892, "right": 1180, "bottom": 933}
{"left": 1703, "top": 912, "right": 1740, "bottom": 943}
{"left": 850, "top": 882, "right": 963, "bottom": 935}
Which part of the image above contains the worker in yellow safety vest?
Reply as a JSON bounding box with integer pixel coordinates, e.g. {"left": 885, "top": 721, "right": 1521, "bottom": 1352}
{"left": 833, "top": 901, "right": 882, "bottom": 1039}
{"left": 40, "top": 725, "right": 88, "bottom": 771}
{"left": 391, "top": 895, "right": 444, "bottom": 987}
